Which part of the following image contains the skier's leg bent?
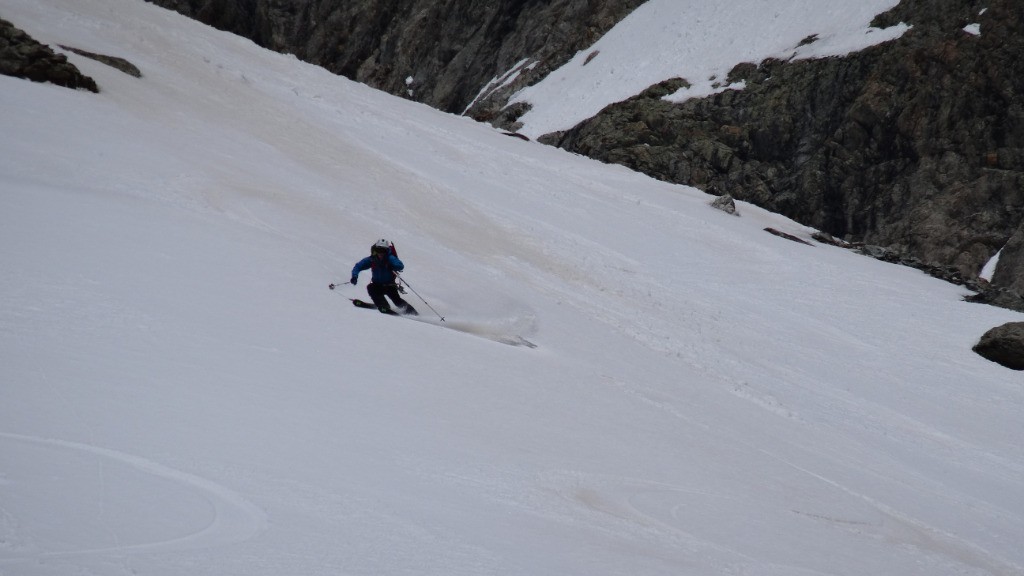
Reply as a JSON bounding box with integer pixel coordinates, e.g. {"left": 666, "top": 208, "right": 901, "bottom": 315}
{"left": 384, "top": 285, "right": 417, "bottom": 315}
{"left": 367, "top": 283, "right": 391, "bottom": 312}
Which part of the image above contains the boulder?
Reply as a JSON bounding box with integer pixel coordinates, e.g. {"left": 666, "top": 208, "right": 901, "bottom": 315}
{"left": 710, "top": 193, "right": 738, "bottom": 215}
{"left": 973, "top": 322, "right": 1024, "bottom": 370}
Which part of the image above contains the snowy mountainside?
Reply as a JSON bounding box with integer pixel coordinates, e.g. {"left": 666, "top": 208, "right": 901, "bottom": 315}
{"left": 1, "top": 1, "right": 1022, "bottom": 576}
{"left": 509, "top": 0, "right": 910, "bottom": 138}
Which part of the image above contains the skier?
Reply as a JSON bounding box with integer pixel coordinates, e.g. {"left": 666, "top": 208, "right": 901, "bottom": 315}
{"left": 350, "top": 239, "right": 418, "bottom": 315}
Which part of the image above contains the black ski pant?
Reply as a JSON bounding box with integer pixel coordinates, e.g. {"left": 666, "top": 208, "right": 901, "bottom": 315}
{"left": 367, "top": 282, "right": 416, "bottom": 314}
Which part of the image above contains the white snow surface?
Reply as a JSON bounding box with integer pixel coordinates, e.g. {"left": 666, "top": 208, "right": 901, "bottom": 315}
{"left": 511, "top": 0, "right": 910, "bottom": 138}
{"left": 1, "top": 1, "right": 1022, "bottom": 576}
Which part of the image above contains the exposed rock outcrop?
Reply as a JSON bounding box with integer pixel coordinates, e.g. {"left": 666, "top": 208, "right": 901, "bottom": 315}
{"left": 990, "top": 221, "right": 1024, "bottom": 295}
{"left": 0, "top": 17, "right": 98, "bottom": 92}
{"left": 59, "top": 45, "right": 142, "bottom": 78}
{"left": 548, "top": 0, "right": 1024, "bottom": 306}
{"left": 973, "top": 322, "right": 1024, "bottom": 371}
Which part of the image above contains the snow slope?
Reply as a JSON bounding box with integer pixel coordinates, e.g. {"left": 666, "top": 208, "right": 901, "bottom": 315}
{"left": 511, "top": 0, "right": 909, "bottom": 138}
{"left": 1, "top": 1, "right": 1022, "bottom": 575}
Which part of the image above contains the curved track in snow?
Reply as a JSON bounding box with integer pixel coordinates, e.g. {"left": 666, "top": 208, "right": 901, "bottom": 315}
{"left": 0, "top": 433, "right": 267, "bottom": 563}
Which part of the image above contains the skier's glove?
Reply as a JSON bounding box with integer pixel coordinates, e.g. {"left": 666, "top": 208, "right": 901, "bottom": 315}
{"left": 350, "top": 276, "right": 358, "bottom": 285}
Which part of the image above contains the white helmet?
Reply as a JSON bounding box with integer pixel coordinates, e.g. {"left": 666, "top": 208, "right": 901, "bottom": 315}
{"left": 371, "top": 238, "right": 391, "bottom": 253}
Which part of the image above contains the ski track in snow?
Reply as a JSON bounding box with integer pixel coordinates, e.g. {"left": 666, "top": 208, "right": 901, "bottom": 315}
{"left": 391, "top": 310, "right": 539, "bottom": 349}
{"left": 411, "top": 317, "right": 538, "bottom": 348}
{"left": 340, "top": 293, "right": 538, "bottom": 347}
{"left": 0, "top": 433, "right": 268, "bottom": 563}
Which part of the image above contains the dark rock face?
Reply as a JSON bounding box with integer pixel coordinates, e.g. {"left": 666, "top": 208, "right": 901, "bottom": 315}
{"left": 973, "top": 322, "right": 1024, "bottom": 370}
{"left": 549, "top": 0, "right": 1024, "bottom": 301}
{"left": 0, "top": 17, "right": 98, "bottom": 92}
{"left": 143, "top": 0, "right": 644, "bottom": 116}
{"left": 991, "top": 221, "right": 1024, "bottom": 295}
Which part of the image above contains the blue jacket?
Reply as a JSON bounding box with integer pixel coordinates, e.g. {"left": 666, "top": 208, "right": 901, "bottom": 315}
{"left": 352, "top": 253, "right": 404, "bottom": 285}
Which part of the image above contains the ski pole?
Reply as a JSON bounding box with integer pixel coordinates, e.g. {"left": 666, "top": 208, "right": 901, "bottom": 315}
{"left": 396, "top": 273, "right": 445, "bottom": 322}
{"left": 329, "top": 279, "right": 357, "bottom": 290}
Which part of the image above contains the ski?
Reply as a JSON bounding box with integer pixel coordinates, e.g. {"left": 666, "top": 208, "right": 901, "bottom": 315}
{"left": 349, "top": 298, "right": 401, "bottom": 315}
{"left": 330, "top": 284, "right": 534, "bottom": 347}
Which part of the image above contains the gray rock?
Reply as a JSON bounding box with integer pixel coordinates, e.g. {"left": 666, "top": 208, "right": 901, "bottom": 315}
{"left": 710, "top": 193, "right": 738, "bottom": 215}
{"left": 59, "top": 45, "right": 142, "bottom": 78}
{"left": 765, "top": 228, "right": 813, "bottom": 246}
{"left": 990, "top": 221, "right": 1024, "bottom": 295}
{"left": 965, "top": 288, "right": 1024, "bottom": 313}
{"left": 0, "top": 18, "right": 98, "bottom": 92}
{"left": 973, "top": 322, "right": 1024, "bottom": 371}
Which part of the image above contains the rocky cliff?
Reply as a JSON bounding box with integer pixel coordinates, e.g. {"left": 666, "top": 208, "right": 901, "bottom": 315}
{"left": 143, "top": 0, "right": 644, "bottom": 117}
